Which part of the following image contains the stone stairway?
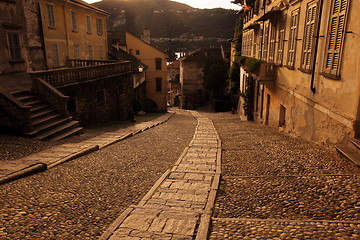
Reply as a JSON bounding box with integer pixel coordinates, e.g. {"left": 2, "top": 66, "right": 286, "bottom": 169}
{"left": 11, "top": 90, "right": 83, "bottom": 141}
{"left": 335, "top": 138, "right": 360, "bottom": 167}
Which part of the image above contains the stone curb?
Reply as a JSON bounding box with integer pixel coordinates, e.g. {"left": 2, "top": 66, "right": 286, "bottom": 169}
{"left": 0, "top": 163, "right": 47, "bottom": 185}
{"left": 47, "top": 145, "right": 100, "bottom": 169}
{"left": 0, "top": 112, "right": 175, "bottom": 185}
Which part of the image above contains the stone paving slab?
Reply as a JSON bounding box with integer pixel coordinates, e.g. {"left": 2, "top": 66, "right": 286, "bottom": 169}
{"left": 0, "top": 112, "right": 174, "bottom": 185}
{"left": 99, "top": 111, "right": 221, "bottom": 240}
{"left": 210, "top": 217, "right": 360, "bottom": 240}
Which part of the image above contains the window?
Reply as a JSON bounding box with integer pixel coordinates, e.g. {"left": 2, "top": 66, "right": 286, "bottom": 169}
{"left": 96, "top": 90, "right": 105, "bottom": 104}
{"left": 7, "top": 32, "right": 22, "bottom": 61}
{"left": 51, "top": 43, "right": 59, "bottom": 67}
{"left": 71, "top": 10, "right": 77, "bottom": 31}
{"left": 287, "top": 9, "right": 300, "bottom": 68}
{"left": 268, "top": 22, "right": 277, "bottom": 63}
{"left": 96, "top": 18, "right": 103, "bottom": 35}
{"left": 323, "top": 0, "right": 349, "bottom": 76}
{"left": 86, "top": 15, "right": 91, "bottom": 33}
{"left": 88, "top": 45, "right": 93, "bottom": 60}
{"left": 155, "top": 58, "right": 162, "bottom": 70}
{"left": 301, "top": 1, "right": 318, "bottom": 71}
{"left": 47, "top": 3, "right": 56, "bottom": 28}
{"left": 156, "top": 77, "right": 162, "bottom": 92}
{"left": 136, "top": 50, "right": 140, "bottom": 55}
{"left": 277, "top": 15, "right": 286, "bottom": 65}
{"left": 99, "top": 46, "right": 104, "bottom": 60}
{"left": 74, "top": 44, "right": 80, "bottom": 59}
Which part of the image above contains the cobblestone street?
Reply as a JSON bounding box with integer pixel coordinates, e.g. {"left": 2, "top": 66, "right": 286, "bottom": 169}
{"left": 0, "top": 111, "right": 197, "bottom": 239}
{"left": 202, "top": 111, "right": 360, "bottom": 239}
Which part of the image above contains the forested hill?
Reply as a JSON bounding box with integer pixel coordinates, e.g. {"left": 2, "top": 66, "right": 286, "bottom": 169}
{"left": 92, "top": 0, "right": 238, "bottom": 39}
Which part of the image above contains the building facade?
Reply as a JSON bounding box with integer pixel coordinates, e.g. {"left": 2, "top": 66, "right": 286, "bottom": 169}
{"left": 125, "top": 32, "right": 168, "bottom": 111}
{"left": 238, "top": 0, "right": 359, "bottom": 144}
{"left": 167, "top": 60, "right": 180, "bottom": 106}
{"left": 38, "top": 0, "right": 109, "bottom": 68}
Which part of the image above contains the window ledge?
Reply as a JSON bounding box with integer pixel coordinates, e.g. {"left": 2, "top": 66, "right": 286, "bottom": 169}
{"left": 72, "top": 29, "right": 78, "bottom": 33}
{"left": 320, "top": 72, "right": 341, "bottom": 80}
{"left": 284, "top": 65, "right": 295, "bottom": 70}
{"left": 48, "top": 26, "right": 56, "bottom": 30}
{"left": 9, "top": 60, "right": 25, "bottom": 63}
{"left": 298, "top": 68, "right": 312, "bottom": 74}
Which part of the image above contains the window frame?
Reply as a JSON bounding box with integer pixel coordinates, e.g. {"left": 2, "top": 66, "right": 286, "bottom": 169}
{"left": 51, "top": 42, "right": 60, "bottom": 67}
{"left": 277, "top": 15, "right": 286, "bottom": 65}
{"left": 74, "top": 43, "right": 80, "bottom": 59}
{"left": 96, "top": 18, "right": 103, "bottom": 35}
{"left": 155, "top": 58, "right": 162, "bottom": 70}
{"left": 47, "top": 3, "right": 56, "bottom": 29}
{"left": 71, "top": 9, "right": 77, "bottom": 32}
{"left": 156, "top": 77, "right": 162, "bottom": 92}
{"left": 88, "top": 44, "right": 93, "bottom": 60}
{"left": 86, "top": 15, "right": 91, "bottom": 33}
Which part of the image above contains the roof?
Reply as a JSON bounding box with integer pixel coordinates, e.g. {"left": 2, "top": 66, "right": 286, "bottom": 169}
{"left": 167, "top": 60, "right": 180, "bottom": 69}
{"left": 69, "top": 0, "right": 110, "bottom": 15}
{"left": 180, "top": 48, "right": 222, "bottom": 62}
{"left": 108, "top": 46, "right": 148, "bottom": 72}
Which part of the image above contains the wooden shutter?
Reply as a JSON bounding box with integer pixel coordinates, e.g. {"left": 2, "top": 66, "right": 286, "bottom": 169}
{"left": 277, "top": 15, "right": 286, "bottom": 65}
{"left": 287, "top": 9, "right": 299, "bottom": 67}
{"left": 262, "top": 22, "right": 269, "bottom": 61}
{"left": 301, "top": 2, "right": 318, "bottom": 70}
{"left": 47, "top": 4, "right": 55, "bottom": 28}
{"left": 51, "top": 43, "right": 59, "bottom": 67}
{"left": 71, "top": 10, "right": 77, "bottom": 31}
{"left": 269, "top": 22, "right": 277, "bottom": 63}
{"left": 324, "top": 0, "right": 348, "bottom": 75}
{"left": 86, "top": 16, "right": 91, "bottom": 33}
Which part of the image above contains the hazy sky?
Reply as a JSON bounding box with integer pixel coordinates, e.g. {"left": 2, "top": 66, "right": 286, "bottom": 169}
{"left": 83, "top": 0, "right": 242, "bottom": 10}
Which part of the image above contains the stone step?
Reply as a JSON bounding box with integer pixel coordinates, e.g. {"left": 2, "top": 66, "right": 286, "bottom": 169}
{"left": 16, "top": 94, "right": 36, "bottom": 102}
{"left": 335, "top": 144, "right": 360, "bottom": 167}
{"left": 350, "top": 138, "right": 360, "bottom": 149}
{"left": 26, "top": 117, "right": 72, "bottom": 136}
{"left": 30, "top": 104, "right": 48, "bottom": 113}
{"left": 49, "top": 126, "right": 83, "bottom": 141}
{"left": 24, "top": 99, "right": 42, "bottom": 106}
{"left": 30, "top": 108, "right": 55, "bottom": 119}
{"left": 32, "top": 113, "right": 62, "bottom": 126}
{"left": 36, "top": 120, "right": 80, "bottom": 140}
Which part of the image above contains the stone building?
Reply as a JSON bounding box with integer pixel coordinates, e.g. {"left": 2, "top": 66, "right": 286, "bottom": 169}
{"left": 167, "top": 60, "right": 180, "bottom": 107}
{"left": 237, "top": 0, "right": 360, "bottom": 144}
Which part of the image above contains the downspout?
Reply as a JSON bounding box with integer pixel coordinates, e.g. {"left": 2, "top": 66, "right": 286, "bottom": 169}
{"left": 310, "top": 0, "right": 324, "bottom": 93}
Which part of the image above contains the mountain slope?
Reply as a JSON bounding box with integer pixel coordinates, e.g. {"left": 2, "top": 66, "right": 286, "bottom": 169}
{"left": 93, "top": 0, "right": 237, "bottom": 39}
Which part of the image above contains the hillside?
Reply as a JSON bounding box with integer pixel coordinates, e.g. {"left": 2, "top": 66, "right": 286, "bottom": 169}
{"left": 93, "top": 0, "right": 238, "bottom": 39}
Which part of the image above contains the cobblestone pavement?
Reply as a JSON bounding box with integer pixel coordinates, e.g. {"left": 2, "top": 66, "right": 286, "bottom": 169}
{"left": 99, "top": 111, "right": 221, "bottom": 240}
{"left": 201, "top": 111, "right": 360, "bottom": 239}
{"left": 0, "top": 113, "right": 173, "bottom": 184}
{"left": 0, "top": 111, "right": 197, "bottom": 239}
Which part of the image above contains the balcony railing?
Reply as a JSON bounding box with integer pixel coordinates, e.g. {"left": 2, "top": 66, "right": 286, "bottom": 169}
{"left": 29, "top": 60, "right": 132, "bottom": 88}
{"left": 66, "top": 59, "right": 120, "bottom": 67}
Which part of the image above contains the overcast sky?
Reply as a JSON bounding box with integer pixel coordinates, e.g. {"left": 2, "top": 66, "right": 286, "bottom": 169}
{"left": 83, "top": 0, "right": 242, "bottom": 10}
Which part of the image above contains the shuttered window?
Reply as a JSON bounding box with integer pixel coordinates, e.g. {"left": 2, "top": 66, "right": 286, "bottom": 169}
{"left": 51, "top": 43, "right": 59, "bottom": 67}
{"left": 301, "top": 1, "right": 318, "bottom": 70}
{"left": 96, "top": 18, "right": 103, "bottom": 35}
{"left": 268, "top": 22, "right": 277, "bottom": 63}
{"left": 47, "top": 4, "right": 55, "bottom": 28}
{"left": 86, "top": 15, "right": 91, "bottom": 33}
{"left": 287, "top": 9, "right": 300, "bottom": 67}
{"left": 7, "top": 32, "right": 22, "bottom": 61}
{"left": 277, "top": 15, "right": 286, "bottom": 65}
{"left": 323, "top": 0, "right": 348, "bottom": 76}
{"left": 74, "top": 44, "right": 80, "bottom": 59}
{"left": 71, "top": 10, "right": 77, "bottom": 32}
{"left": 88, "top": 45, "right": 93, "bottom": 60}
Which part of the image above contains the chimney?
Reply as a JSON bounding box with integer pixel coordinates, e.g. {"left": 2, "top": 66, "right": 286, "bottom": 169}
{"left": 141, "top": 27, "right": 151, "bottom": 44}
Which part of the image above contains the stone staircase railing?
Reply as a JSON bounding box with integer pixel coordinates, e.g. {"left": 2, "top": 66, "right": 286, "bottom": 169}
{"left": 0, "top": 87, "right": 33, "bottom": 133}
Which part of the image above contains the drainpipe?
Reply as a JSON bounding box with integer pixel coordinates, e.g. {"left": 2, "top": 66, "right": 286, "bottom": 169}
{"left": 310, "top": 0, "right": 324, "bottom": 93}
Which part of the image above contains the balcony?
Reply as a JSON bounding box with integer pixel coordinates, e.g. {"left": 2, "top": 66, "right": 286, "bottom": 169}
{"left": 256, "top": 62, "right": 276, "bottom": 83}
{"left": 29, "top": 60, "right": 132, "bottom": 88}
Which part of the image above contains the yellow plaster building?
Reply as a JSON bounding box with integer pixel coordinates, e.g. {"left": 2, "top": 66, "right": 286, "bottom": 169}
{"left": 125, "top": 32, "right": 168, "bottom": 111}
{"left": 238, "top": 0, "right": 360, "bottom": 144}
{"left": 38, "top": 0, "right": 109, "bottom": 68}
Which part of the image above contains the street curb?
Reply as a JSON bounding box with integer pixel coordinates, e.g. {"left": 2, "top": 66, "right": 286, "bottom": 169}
{"left": 47, "top": 145, "right": 99, "bottom": 169}
{"left": 0, "top": 163, "right": 47, "bottom": 185}
{"left": 98, "top": 206, "right": 135, "bottom": 240}
{"left": 98, "top": 133, "right": 133, "bottom": 149}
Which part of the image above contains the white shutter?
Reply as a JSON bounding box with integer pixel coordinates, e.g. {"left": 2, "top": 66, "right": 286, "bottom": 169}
{"left": 301, "top": 2, "right": 318, "bottom": 70}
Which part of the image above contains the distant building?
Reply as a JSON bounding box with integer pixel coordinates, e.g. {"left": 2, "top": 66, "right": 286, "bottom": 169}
{"left": 179, "top": 48, "right": 221, "bottom": 109}
{"left": 123, "top": 32, "right": 168, "bottom": 111}
{"left": 167, "top": 60, "right": 180, "bottom": 106}
{"left": 238, "top": 0, "right": 360, "bottom": 144}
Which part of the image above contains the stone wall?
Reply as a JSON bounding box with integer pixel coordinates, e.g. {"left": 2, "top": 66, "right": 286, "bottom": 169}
{"left": 58, "top": 74, "right": 133, "bottom": 125}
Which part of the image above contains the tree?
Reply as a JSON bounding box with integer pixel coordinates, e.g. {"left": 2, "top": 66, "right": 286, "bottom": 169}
{"left": 202, "top": 55, "right": 229, "bottom": 98}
